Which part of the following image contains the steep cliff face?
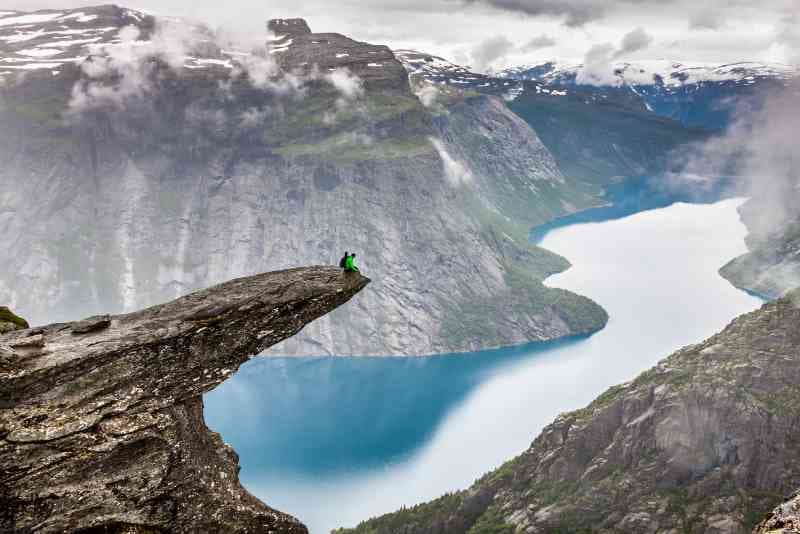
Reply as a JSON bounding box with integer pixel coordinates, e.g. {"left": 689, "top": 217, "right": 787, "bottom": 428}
{"left": 340, "top": 290, "right": 800, "bottom": 534}
{"left": 0, "top": 6, "right": 606, "bottom": 357}
{"left": 0, "top": 266, "right": 369, "bottom": 533}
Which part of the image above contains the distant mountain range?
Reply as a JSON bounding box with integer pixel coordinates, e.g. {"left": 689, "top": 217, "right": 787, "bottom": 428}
{"left": 396, "top": 51, "right": 796, "bottom": 130}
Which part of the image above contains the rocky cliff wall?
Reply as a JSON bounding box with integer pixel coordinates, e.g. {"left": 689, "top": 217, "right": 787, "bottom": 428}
{"left": 341, "top": 290, "right": 800, "bottom": 533}
{"left": 1, "top": 266, "right": 368, "bottom": 533}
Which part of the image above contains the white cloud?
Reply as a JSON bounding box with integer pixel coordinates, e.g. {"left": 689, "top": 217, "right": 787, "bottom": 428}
{"left": 429, "top": 137, "right": 473, "bottom": 186}
{"left": 575, "top": 43, "right": 618, "bottom": 85}
{"left": 672, "top": 83, "right": 800, "bottom": 235}
{"left": 470, "top": 35, "right": 514, "bottom": 73}
{"left": 325, "top": 68, "right": 364, "bottom": 100}
{"left": 9, "top": 0, "right": 800, "bottom": 77}
{"left": 415, "top": 83, "right": 440, "bottom": 107}
{"left": 521, "top": 35, "right": 557, "bottom": 52}
{"left": 576, "top": 28, "right": 654, "bottom": 86}
{"left": 615, "top": 27, "right": 653, "bottom": 58}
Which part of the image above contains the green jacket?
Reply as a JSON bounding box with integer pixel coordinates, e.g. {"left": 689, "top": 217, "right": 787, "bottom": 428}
{"left": 344, "top": 255, "right": 359, "bottom": 272}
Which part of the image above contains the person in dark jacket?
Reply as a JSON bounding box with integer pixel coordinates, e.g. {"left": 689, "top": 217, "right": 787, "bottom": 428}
{"left": 339, "top": 251, "right": 349, "bottom": 269}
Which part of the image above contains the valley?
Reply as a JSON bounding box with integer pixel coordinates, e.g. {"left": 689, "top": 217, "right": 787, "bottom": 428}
{"left": 206, "top": 198, "right": 762, "bottom": 533}
{"left": 1, "top": 4, "right": 799, "bottom": 534}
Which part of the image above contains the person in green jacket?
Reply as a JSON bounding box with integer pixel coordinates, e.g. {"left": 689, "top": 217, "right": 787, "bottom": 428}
{"left": 344, "top": 253, "right": 359, "bottom": 273}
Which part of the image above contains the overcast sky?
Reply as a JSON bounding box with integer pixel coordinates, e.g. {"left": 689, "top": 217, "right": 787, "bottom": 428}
{"left": 3, "top": 0, "right": 799, "bottom": 72}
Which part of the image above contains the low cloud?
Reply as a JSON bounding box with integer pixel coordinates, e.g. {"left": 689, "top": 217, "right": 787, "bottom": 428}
{"left": 776, "top": 11, "right": 800, "bottom": 66}
{"left": 68, "top": 18, "right": 319, "bottom": 113}
{"left": 470, "top": 35, "right": 514, "bottom": 73}
{"left": 688, "top": 10, "right": 725, "bottom": 30}
{"left": 69, "top": 24, "right": 162, "bottom": 112}
{"left": 668, "top": 83, "right": 800, "bottom": 293}
{"left": 521, "top": 35, "right": 557, "bottom": 52}
{"left": 672, "top": 84, "right": 800, "bottom": 235}
{"left": 615, "top": 27, "right": 652, "bottom": 58}
{"left": 462, "top": 0, "right": 607, "bottom": 27}
{"left": 575, "top": 43, "right": 618, "bottom": 85}
{"left": 415, "top": 83, "right": 441, "bottom": 107}
{"left": 429, "top": 137, "right": 473, "bottom": 186}
{"left": 575, "top": 27, "right": 653, "bottom": 86}
{"left": 326, "top": 68, "right": 364, "bottom": 100}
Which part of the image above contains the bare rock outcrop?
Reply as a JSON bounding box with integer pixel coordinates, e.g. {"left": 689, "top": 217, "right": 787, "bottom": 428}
{"left": 341, "top": 289, "right": 800, "bottom": 534}
{"left": 0, "top": 266, "right": 369, "bottom": 533}
{"left": 755, "top": 491, "right": 800, "bottom": 533}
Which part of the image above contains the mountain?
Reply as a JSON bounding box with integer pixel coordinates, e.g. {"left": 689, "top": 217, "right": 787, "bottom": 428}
{"left": 501, "top": 60, "right": 797, "bottom": 130}
{"left": 395, "top": 49, "right": 523, "bottom": 100}
{"left": 0, "top": 6, "right": 608, "bottom": 356}
{"left": 506, "top": 84, "right": 707, "bottom": 188}
{"left": 1, "top": 266, "right": 368, "bottom": 533}
{"left": 339, "top": 289, "right": 800, "bottom": 534}
{"left": 396, "top": 50, "right": 708, "bottom": 189}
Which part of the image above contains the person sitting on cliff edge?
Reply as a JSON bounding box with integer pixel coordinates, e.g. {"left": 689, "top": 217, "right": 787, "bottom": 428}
{"left": 344, "top": 253, "right": 360, "bottom": 273}
{"left": 339, "top": 251, "right": 349, "bottom": 269}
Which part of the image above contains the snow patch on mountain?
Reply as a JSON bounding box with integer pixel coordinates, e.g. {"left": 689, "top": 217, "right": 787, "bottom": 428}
{"left": 395, "top": 48, "right": 524, "bottom": 100}
{"left": 500, "top": 60, "right": 797, "bottom": 87}
{"left": 0, "top": 12, "right": 64, "bottom": 27}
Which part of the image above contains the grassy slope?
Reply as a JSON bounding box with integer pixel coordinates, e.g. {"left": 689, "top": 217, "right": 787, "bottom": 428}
{"left": 0, "top": 307, "right": 29, "bottom": 329}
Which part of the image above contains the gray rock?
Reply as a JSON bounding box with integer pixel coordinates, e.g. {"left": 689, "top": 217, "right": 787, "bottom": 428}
{"left": 268, "top": 18, "right": 312, "bottom": 36}
{"left": 7, "top": 333, "right": 44, "bottom": 348}
{"left": 71, "top": 314, "right": 112, "bottom": 334}
{"left": 0, "top": 266, "right": 369, "bottom": 533}
{"left": 340, "top": 289, "right": 800, "bottom": 534}
{"left": 754, "top": 491, "right": 800, "bottom": 533}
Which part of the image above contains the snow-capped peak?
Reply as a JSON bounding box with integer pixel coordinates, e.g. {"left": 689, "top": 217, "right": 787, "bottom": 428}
{"left": 500, "top": 59, "right": 797, "bottom": 87}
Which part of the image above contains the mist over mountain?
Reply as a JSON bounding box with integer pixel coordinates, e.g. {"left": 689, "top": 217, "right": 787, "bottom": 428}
{"left": 0, "top": 6, "right": 612, "bottom": 356}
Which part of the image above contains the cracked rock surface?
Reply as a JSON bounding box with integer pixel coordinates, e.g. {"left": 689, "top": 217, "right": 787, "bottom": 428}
{"left": 0, "top": 266, "right": 369, "bottom": 533}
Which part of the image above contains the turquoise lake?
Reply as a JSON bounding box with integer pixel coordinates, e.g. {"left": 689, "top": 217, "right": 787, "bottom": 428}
{"left": 204, "top": 198, "right": 763, "bottom": 533}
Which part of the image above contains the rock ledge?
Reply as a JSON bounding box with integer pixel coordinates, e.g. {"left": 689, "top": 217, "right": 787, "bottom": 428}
{"left": 0, "top": 266, "right": 369, "bottom": 533}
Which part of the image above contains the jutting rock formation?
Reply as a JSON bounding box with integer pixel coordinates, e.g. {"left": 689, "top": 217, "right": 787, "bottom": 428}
{"left": 0, "top": 266, "right": 369, "bottom": 533}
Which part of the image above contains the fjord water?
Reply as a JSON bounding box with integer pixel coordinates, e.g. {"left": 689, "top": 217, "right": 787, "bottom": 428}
{"left": 204, "top": 198, "right": 762, "bottom": 533}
